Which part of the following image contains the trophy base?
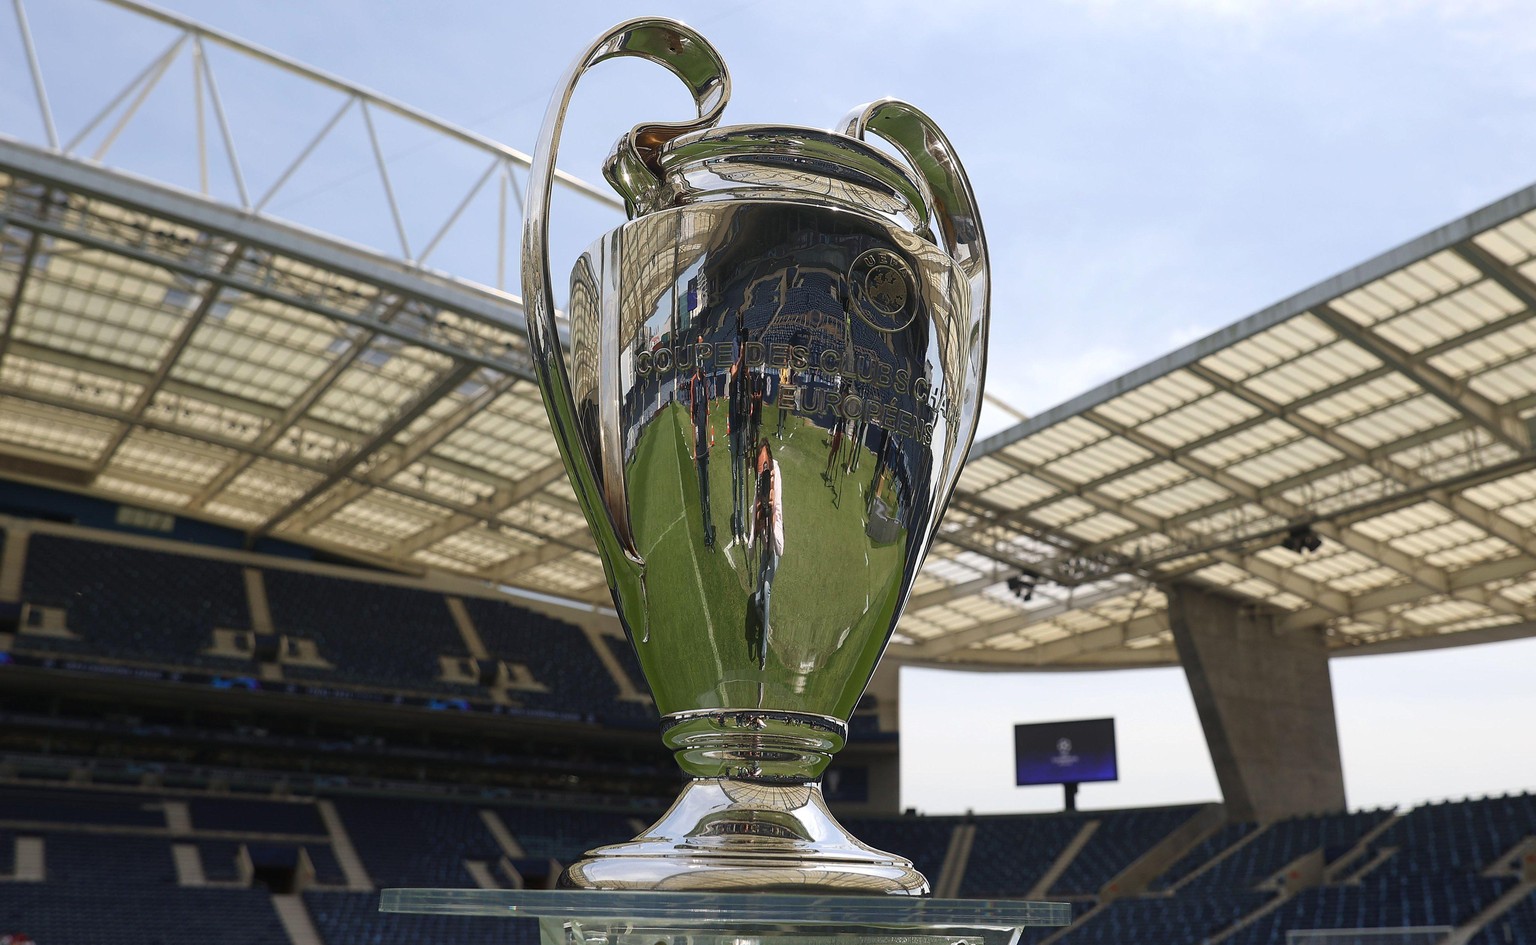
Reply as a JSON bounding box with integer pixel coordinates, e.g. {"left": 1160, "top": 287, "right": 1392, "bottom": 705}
{"left": 379, "top": 888, "right": 1073, "bottom": 943}
{"left": 559, "top": 778, "right": 928, "bottom": 895}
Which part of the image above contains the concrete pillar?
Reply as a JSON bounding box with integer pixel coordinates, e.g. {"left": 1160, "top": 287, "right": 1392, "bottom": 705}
{"left": 1166, "top": 583, "right": 1346, "bottom": 822}
{"left": 0, "top": 523, "right": 30, "bottom": 603}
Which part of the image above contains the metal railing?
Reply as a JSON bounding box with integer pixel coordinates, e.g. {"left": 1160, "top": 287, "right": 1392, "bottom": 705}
{"left": 4, "top": 0, "right": 624, "bottom": 297}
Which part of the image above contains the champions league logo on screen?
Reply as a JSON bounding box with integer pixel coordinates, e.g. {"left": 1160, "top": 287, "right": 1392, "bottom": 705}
{"left": 1015, "top": 718, "right": 1118, "bottom": 786}
{"left": 1051, "top": 737, "right": 1080, "bottom": 769}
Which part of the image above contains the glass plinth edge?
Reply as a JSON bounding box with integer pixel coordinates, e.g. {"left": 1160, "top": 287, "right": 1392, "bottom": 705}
{"left": 379, "top": 889, "right": 1071, "bottom": 927}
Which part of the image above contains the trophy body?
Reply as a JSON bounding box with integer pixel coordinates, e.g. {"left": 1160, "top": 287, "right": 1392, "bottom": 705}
{"left": 523, "top": 21, "right": 989, "bottom": 895}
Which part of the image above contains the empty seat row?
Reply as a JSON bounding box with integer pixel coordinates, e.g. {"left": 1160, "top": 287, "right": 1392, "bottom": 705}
{"left": 12, "top": 533, "right": 657, "bottom": 726}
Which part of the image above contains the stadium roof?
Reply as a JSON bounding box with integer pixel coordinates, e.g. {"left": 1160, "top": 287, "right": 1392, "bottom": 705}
{"left": 2, "top": 0, "right": 1534, "bottom": 670}
{"left": 896, "top": 191, "right": 1536, "bottom": 669}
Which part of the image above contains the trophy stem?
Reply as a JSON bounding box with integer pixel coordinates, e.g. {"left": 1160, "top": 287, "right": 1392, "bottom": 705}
{"left": 661, "top": 709, "right": 847, "bottom": 781}
{"left": 559, "top": 778, "right": 929, "bottom": 895}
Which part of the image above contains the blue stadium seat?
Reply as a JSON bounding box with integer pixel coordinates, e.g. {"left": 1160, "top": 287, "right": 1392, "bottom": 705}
{"left": 21, "top": 534, "right": 251, "bottom": 667}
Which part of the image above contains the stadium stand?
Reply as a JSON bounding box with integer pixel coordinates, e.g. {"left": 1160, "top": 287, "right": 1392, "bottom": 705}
{"left": 1150, "top": 820, "right": 1257, "bottom": 890}
{"left": 459, "top": 596, "right": 653, "bottom": 725}
{"left": 1051, "top": 805, "right": 1204, "bottom": 895}
{"left": 20, "top": 534, "right": 251, "bottom": 667}
{"left": 264, "top": 569, "right": 467, "bottom": 691}
{"left": 596, "top": 633, "right": 647, "bottom": 697}
{"left": 332, "top": 795, "right": 505, "bottom": 889}
{"left": 187, "top": 796, "right": 328, "bottom": 836}
{"left": 1473, "top": 889, "right": 1536, "bottom": 945}
{"left": 0, "top": 774, "right": 1533, "bottom": 942}
{"left": 37, "top": 833, "right": 177, "bottom": 886}
{"left": 303, "top": 890, "right": 534, "bottom": 945}
{"left": 1178, "top": 810, "right": 1394, "bottom": 897}
{"left": 5, "top": 529, "right": 663, "bottom": 732}
{"left": 1234, "top": 797, "right": 1536, "bottom": 942}
{"left": 960, "top": 813, "right": 1087, "bottom": 899}
{"left": 839, "top": 814, "right": 965, "bottom": 890}
{"left": 0, "top": 785, "right": 167, "bottom": 829}
{"left": 2, "top": 528, "right": 1530, "bottom": 945}
{"left": 1058, "top": 889, "right": 1275, "bottom": 945}
{"left": 0, "top": 887, "right": 290, "bottom": 945}
{"left": 492, "top": 806, "right": 642, "bottom": 864}
{"left": 195, "top": 839, "right": 246, "bottom": 883}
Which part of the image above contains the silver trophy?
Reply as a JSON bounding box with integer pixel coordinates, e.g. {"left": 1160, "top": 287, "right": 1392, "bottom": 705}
{"left": 522, "top": 18, "right": 988, "bottom": 895}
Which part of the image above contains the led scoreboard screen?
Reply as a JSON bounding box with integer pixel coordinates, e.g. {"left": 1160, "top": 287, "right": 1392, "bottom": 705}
{"left": 1014, "top": 717, "right": 1118, "bottom": 786}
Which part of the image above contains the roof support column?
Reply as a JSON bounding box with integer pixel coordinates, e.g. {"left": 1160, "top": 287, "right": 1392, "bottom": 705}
{"left": 1165, "top": 581, "right": 1346, "bottom": 822}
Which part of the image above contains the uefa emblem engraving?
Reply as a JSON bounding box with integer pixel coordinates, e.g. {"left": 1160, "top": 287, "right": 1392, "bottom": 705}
{"left": 849, "top": 247, "right": 917, "bottom": 333}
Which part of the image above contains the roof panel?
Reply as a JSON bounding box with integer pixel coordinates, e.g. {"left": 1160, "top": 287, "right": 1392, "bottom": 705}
{"left": 1185, "top": 417, "right": 1301, "bottom": 467}
{"left": 1041, "top": 435, "right": 1154, "bottom": 485}
{"left": 999, "top": 415, "right": 1107, "bottom": 466}
{"left": 1132, "top": 478, "right": 1233, "bottom": 520}
{"left": 957, "top": 454, "right": 1016, "bottom": 492}
{"left": 1468, "top": 353, "right": 1536, "bottom": 404}
{"left": 1227, "top": 437, "right": 1347, "bottom": 490}
{"left": 1331, "top": 394, "right": 1462, "bottom": 450}
{"left": 0, "top": 395, "right": 116, "bottom": 460}
{"left": 1095, "top": 461, "right": 1191, "bottom": 502}
{"left": 1241, "top": 340, "right": 1381, "bottom": 406}
{"left": 1094, "top": 370, "right": 1214, "bottom": 425}
{"left": 1352, "top": 501, "right": 1456, "bottom": 543}
{"left": 1200, "top": 315, "right": 1338, "bottom": 382}
{"left": 979, "top": 473, "right": 1059, "bottom": 508}
{"left": 1136, "top": 391, "right": 1264, "bottom": 450}
{"left": 1061, "top": 512, "right": 1139, "bottom": 544}
{"left": 93, "top": 474, "right": 194, "bottom": 507}
{"left": 1472, "top": 213, "right": 1536, "bottom": 263}
{"left": 109, "top": 429, "right": 234, "bottom": 488}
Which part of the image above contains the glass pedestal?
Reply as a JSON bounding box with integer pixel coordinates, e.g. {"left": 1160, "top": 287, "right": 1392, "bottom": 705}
{"left": 380, "top": 889, "right": 1071, "bottom": 945}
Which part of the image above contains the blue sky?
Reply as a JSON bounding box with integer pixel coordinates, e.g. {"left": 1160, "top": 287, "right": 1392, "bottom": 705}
{"left": 5, "top": 0, "right": 1536, "bottom": 813}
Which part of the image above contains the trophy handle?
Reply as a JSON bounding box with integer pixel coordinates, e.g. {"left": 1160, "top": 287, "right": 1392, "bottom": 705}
{"left": 838, "top": 99, "right": 991, "bottom": 503}
{"left": 522, "top": 19, "right": 729, "bottom": 574}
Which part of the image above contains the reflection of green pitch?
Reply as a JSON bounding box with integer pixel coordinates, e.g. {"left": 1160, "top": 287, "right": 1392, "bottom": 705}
{"left": 624, "top": 402, "right": 905, "bottom": 719}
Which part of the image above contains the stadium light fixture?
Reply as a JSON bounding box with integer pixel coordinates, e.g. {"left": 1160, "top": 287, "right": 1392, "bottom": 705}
{"left": 1280, "top": 525, "right": 1323, "bottom": 555}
